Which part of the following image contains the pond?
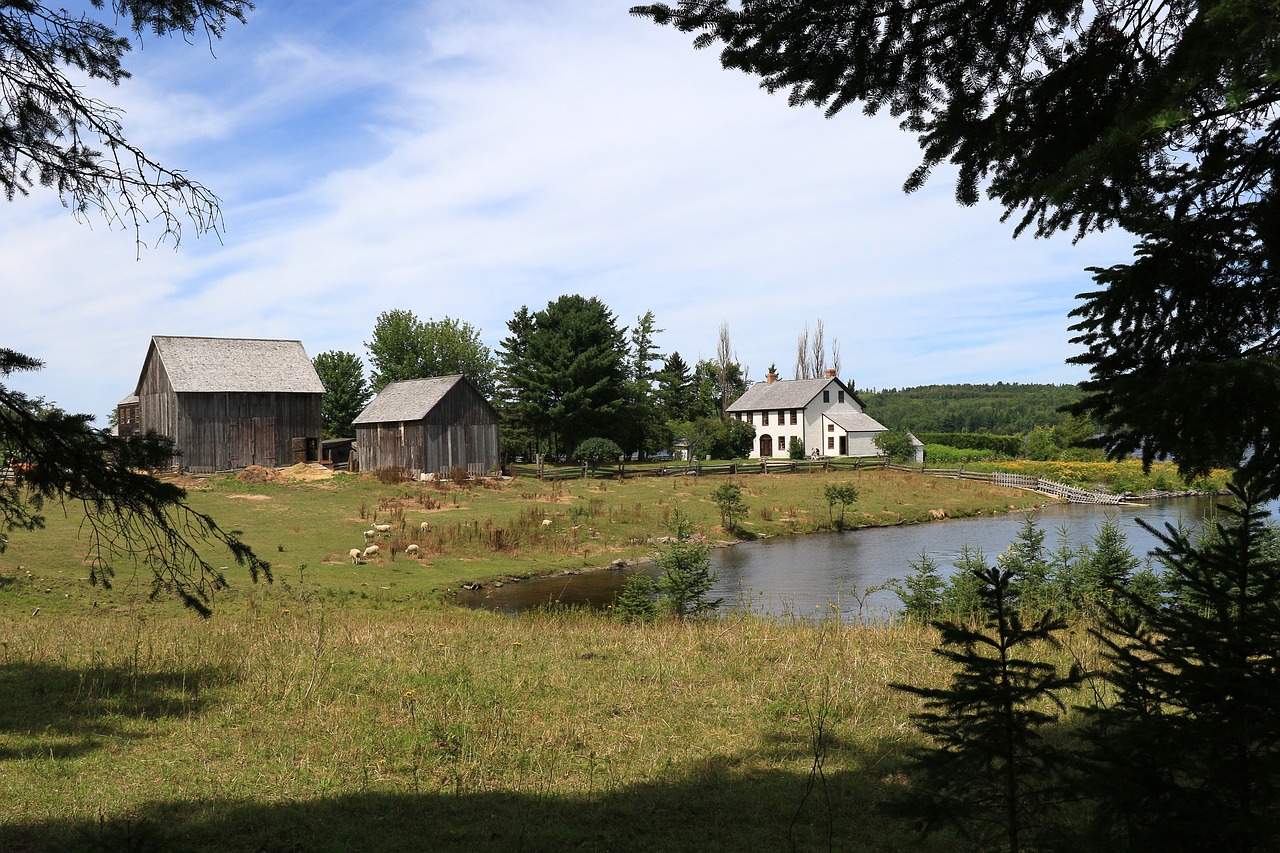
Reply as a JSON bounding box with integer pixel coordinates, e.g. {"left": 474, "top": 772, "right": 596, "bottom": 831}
{"left": 454, "top": 495, "right": 1239, "bottom": 622}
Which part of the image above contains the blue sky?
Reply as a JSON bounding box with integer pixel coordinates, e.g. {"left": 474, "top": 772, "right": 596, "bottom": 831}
{"left": 5, "top": 0, "right": 1136, "bottom": 422}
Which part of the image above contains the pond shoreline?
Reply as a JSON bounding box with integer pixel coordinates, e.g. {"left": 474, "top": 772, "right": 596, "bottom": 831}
{"left": 451, "top": 495, "right": 1063, "bottom": 593}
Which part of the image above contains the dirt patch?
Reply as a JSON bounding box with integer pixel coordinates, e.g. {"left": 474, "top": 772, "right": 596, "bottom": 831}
{"left": 227, "top": 494, "right": 271, "bottom": 501}
{"left": 236, "top": 466, "right": 278, "bottom": 484}
{"left": 277, "top": 463, "right": 335, "bottom": 483}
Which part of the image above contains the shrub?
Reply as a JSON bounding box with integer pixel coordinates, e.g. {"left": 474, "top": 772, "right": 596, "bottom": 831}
{"left": 710, "top": 483, "right": 746, "bottom": 531}
{"left": 655, "top": 510, "right": 721, "bottom": 618}
{"left": 788, "top": 436, "right": 805, "bottom": 460}
{"left": 573, "top": 437, "right": 623, "bottom": 473}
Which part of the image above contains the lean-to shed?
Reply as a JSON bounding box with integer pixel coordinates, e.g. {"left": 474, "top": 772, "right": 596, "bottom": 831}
{"left": 134, "top": 336, "right": 325, "bottom": 473}
{"left": 353, "top": 376, "right": 499, "bottom": 477}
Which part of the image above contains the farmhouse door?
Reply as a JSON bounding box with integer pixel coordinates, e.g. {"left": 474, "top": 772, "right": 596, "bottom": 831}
{"left": 838, "top": 436, "right": 847, "bottom": 456}
{"left": 760, "top": 434, "right": 774, "bottom": 457}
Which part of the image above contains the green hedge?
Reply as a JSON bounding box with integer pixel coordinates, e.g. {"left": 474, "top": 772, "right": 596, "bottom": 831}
{"left": 914, "top": 432, "right": 1022, "bottom": 457}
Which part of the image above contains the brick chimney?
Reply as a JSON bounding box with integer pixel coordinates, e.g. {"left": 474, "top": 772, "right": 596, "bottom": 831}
{"left": 824, "top": 369, "right": 837, "bottom": 379}
{"left": 765, "top": 372, "right": 777, "bottom": 385}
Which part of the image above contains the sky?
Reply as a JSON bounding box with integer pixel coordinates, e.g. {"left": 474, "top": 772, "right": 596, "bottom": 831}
{"left": 4, "top": 0, "right": 1137, "bottom": 422}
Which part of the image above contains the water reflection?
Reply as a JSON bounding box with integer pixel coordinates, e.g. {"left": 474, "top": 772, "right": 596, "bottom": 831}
{"left": 455, "top": 496, "right": 1237, "bottom": 622}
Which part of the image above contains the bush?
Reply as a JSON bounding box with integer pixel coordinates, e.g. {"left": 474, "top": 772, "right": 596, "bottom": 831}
{"left": 614, "top": 574, "right": 659, "bottom": 622}
{"left": 788, "top": 436, "right": 805, "bottom": 460}
{"left": 574, "top": 437, "right": 623, "bottom": 473}
{"left": 711, "top": 483, "right": 746, "bottom": 531}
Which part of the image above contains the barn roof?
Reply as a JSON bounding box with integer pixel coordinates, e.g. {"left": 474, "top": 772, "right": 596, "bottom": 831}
{"left": 142, "top": 336, "right": 325, "bottom": 394}
{"left": 353, "top": 376, "right": 470, "bottom": 424}
{"left": 726, "top": 377, "right": 846, "bottom": 411}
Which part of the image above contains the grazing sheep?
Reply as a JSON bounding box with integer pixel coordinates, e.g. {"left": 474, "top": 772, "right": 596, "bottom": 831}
{"left": 363, "top": 544, "right": 380, "bottom": 559}
{"left": 541, "top": 518, "right": 552, "bottom": 527}
{"left": 373, "top": 523, "right": 392, "bottom": 534}
{"left": 349, "top": 548, "right": 362, "bottom": 564}
{"left": 420, "top": 521, "right": 431, "bottom": 533}
{"left": 405, "top": 544, "right": 420, "bottom": 556}
{"left": 364, "top": 529, "right": 376, "bottom": 541}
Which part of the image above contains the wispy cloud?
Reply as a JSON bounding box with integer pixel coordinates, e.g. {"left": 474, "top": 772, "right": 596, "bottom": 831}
{"left": 5, "top": 0, "right": 1135, "bottom": 420}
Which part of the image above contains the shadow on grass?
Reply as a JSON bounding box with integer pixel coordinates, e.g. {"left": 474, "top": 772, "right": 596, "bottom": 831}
{"left": 1, "top": 754, "right": 931, "bottom": 853}
{"left": 0, "top": 661, "right": 232, "bottom": 760}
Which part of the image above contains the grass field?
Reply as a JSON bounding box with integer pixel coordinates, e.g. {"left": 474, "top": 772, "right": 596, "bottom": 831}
{"left": 0, "top": 468, "right": 1067, "bottom": 851}
{"left": 1, "top": 465, "right": 1047, "bottom": 616}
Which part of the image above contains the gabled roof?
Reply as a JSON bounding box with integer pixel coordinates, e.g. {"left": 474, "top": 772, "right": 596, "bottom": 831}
{"left": 139, "top": 336, "right": 325, "bottom": 394}
{"left": 826, "top": 411, "right": 888, "bottom": 433}
{"left": 353, "top": 376, "right": 474, "bottom": 424}
{"left": 726, "top": 377, "right": 847, "bottom": 412}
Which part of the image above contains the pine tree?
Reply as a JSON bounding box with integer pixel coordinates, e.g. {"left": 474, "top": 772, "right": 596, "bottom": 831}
{"left": 894, "top": 563, "right": 1083, "bottom": 852}
{"left": 1085, "top": 480, "right": 1280, "bottom": 851}
{"left": 655, "top": 510, "right": 721, "bottom": 618}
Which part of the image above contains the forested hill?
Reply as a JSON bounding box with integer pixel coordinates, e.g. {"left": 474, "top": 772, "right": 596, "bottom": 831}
{"left": 858, "top": 383, "right": 1083, "bottom": 434}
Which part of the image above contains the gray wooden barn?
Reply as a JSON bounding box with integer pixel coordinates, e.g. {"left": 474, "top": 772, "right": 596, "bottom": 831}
{"left": 133, "top": 335, "right": 325, "bottom": 473}
{"left": 353, "top": 376, "right": 499, "bottom": 477}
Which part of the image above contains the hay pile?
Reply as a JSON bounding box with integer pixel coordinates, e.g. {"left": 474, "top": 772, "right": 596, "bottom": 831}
{"left": 236, "top": 466, "right": 278, "bottom": 484}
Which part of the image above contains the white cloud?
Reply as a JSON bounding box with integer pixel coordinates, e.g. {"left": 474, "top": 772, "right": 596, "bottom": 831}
{"left": 4, "top": 0, "right": 1136, "bottom": 421}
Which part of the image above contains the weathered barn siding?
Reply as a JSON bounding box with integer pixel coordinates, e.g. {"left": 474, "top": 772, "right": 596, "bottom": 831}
{"left": 133, "top": 336, "right": 324, "bottom": 473}
{"left": 176, "top": 392, "right": 322, "bottom": 472}
{"left": 354, "top": 376, "right": 499, "bottom": 476}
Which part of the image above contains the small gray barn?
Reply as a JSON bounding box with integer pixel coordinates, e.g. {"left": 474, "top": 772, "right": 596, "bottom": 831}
{"left": 134, "top": 335, "right": 325, "bottom": 473}
{"left": 353, "top": 376, "right": 499, "bottom": 477}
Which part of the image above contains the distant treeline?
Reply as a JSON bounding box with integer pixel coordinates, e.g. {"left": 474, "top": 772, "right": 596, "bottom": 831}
{"left": 860, "top": 382, "right": 1083, "bottom": 434}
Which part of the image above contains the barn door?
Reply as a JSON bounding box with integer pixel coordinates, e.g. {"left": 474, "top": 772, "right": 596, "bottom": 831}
{"left": 228, "top": 419, "right": 250, "bottom": 469}
{"left": 254, "top": 417, "right": 276, "bottom": 467}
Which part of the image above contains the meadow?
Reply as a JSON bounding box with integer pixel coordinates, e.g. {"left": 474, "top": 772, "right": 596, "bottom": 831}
{"left": 0, "top": 469, "right": 1072, "bottom": 851}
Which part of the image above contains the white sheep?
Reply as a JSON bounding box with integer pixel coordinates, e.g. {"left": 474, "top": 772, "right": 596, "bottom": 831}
{"left": 420, "top": 521, "right": 431, "bottom": 533}
{"left": 373, "top": 523, "right": 392, "bottom": 534}
{"left": 364, "top": 529, "right": 376, "bottom": 541}
{"left": 405, "top": 544, "right": 420, "bottom": 556}
{"left": 363, "top": 544, "right": 380, "bottom": 559}
{"left": 349, "top": 548, "right": 362, "bottom": 564}
{"left": 541, "top": 518, "right": 552, "bottom": 527}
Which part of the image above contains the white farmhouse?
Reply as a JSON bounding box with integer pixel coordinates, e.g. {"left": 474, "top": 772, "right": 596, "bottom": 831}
{"left": 726, "top": 369, "right": 906, "bottom": 460}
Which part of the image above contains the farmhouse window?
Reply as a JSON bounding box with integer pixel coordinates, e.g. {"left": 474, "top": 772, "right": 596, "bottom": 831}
{"left": 777, "top": 435, "right": 784, "bottom": 448}
{"left": 838, "top": 390, "right": 845, "bottom": 403}
{"left": 762, "top": 411, "right": 769, "bottom": 425}
{"left": 777, "top": 410, "right": 784, "bottom": 422}
{"left": 790, "top": 410, "right": 797, "bottom": 425}
{"left": 748, "top": 412, "right": 754, "bottom": 424}
{"left": 823, "top": 390, "right": 830, "bottom": 402}
{"left": 828, "top": 437, "right": 835, "bottom": 450}
{"left": 828, "top": 424, "right": 834, "bottom": 432}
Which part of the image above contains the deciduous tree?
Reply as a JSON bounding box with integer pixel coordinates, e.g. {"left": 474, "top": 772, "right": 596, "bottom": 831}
{"left": 366, "top": 310, "right": 496, "bottom": 397}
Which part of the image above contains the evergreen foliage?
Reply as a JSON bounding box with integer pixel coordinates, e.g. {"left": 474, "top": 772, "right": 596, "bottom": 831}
{"left": 1, "top": 0, "right": 251, "bottom": 245}
{"left": 1085, "top": 481, "right": 1280, "bottom": 851}
{"left": 496, "top": 296, "right": 630, "bottom": 457}
{"left": 614, "top": 573, "right": 660, "bottom": 623}
{"left": 894, "top": 550, "right": 945, "bottom": 620}
{"left": 312, "top": 350, "right": 370, "bottom": 439}
{"left": 787, "top": 435, "right": 805, "bottom": 460}
{"left": 655, "top": 510, "right": 721, "bottom": 618}
{"left": 0, "top": 350, "right": 270, "bottom": 615}
{"left": 893, "top": 563, "right": 1083, "bottom": 852}
{"left": 669, "top": 416, "right": 754, "bottom": 461}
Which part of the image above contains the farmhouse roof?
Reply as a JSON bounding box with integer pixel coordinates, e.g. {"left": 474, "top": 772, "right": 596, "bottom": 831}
{"left": 143, "top": 336, "right": 325, "bottom": 394}
{"left": 353, "top": 376, "right": 470, "bottom": 424}
{"left": 726, "top": 377, "right": 848, "bottom": 411}
{"left": 826, "top": 410, "right": 888, "bottom": 433}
